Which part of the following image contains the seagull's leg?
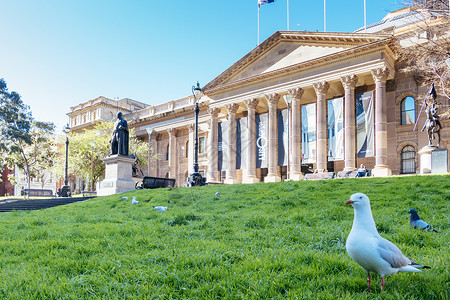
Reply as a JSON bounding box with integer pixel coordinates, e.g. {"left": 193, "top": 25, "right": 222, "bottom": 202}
{"left": 381, "top": 277, "right": 385, "bottom": 292}
{"left": 367, "top": 273, "right": 371, "bottom": 293}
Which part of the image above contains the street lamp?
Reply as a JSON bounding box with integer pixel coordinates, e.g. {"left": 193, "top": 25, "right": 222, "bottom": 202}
{"left": 60, "top": 123, "right": 71, "bottom": 197}
{"left": 190, "top": 81, "right": 204, "bottom": 186}
{"left": 90, "top": 141, "right": 95, "bottom": 191}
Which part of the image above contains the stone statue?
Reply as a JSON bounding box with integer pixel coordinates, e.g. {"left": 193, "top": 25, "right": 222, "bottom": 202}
{"left": 421, "top": 100, "right": 441, "bottom": 147}
{"left": 110, "top": 112, "right": 129, "bottom": 156}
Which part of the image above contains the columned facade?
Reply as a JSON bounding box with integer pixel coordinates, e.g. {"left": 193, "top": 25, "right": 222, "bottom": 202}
{"left": 243, "top": 98, "right": 260, "bottom": 184}
{"left": 265, "top": 93, "right": 281, "bottom": 183}
{"left": 313, "top": 82, "right": 330, "bottom": 172}
{"left": 124, "top": 13, "right": 449, "bottom": 186}
{"left": 167, "top": 128, "right": 177, "bottom": 178}
{"left": 207, "top": 108, "right": 220, "bottom": 183}
{"left": 341, "top": 74, "right": 358, "bottom": 171}
{"left": 371, "top": 67, "right": 392, "bottom": 177}
{"left": 288, "top": 87, "right": 304, "bottom": 180}
{"left": 224, "top": 103, "right": 240, "bottom": 184}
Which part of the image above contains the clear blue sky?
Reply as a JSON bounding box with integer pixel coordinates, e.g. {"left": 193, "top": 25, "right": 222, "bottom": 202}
{"left": 1, "top": 0, "right": 402, "bottom": 131}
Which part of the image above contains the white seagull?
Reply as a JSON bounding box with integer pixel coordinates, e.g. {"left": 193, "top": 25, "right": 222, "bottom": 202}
{"left": 152, "top": 200, "right": 170, "bottom": 212}
{"left": 131, "top": 196, "right": 139, "bottom": 205}
{"left": 152, "top": 206, "right": 167, "bottom": 212}
{"left": 345, "top": 193, "right": 430, "bottom": 292}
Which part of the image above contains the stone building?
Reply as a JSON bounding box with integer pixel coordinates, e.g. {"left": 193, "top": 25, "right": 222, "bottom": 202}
{"left": 68, "top": 96, "right": 149, "bottom": 133}
{"left": 69, "top": 6, "right": 449, "bottom": 187}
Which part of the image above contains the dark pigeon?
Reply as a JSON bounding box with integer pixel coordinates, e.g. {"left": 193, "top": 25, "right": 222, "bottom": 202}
{"left": 408, "top": 208, "right": 438, "bottom": 232}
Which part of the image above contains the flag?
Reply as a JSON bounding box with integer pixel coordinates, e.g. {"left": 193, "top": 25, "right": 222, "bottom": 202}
{"left": 258, "top": 0, "right": 275, "bottom": 7}
{"left": 428, "top": 83, "right": 437, "bottom": 100}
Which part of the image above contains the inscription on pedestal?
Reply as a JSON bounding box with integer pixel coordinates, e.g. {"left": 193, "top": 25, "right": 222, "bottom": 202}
{"left": 431, "top": 149, "right": 448, "bottom": 174}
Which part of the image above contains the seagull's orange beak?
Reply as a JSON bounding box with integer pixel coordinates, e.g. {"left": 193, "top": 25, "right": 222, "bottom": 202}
{"left": 345, "top": 200, "right": 355, "bottom": 205}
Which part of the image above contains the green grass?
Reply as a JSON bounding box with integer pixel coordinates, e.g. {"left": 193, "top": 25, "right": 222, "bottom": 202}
{"left": 0, "top": 175, "right": 448, "bottom": 299}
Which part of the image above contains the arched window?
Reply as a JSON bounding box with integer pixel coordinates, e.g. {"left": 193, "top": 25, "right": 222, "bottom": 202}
{"left": 166, "top": 144, "right": 169, "bottom": 161}
{"left": 401, "top": 96, "right": 415, "bottom": 125}
{"left": 401, "top": 145, "right": 416, "bottom": 174}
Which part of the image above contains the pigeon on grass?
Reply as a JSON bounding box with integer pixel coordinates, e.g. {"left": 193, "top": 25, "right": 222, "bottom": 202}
{"left": 120, "top": 196, "right": 128, "bottom": 200}
{"left": 345, "top": 193, "right": 430, "bottom": 292}
{"left": 408, "top": 208, "right": 438, "bottom": 232}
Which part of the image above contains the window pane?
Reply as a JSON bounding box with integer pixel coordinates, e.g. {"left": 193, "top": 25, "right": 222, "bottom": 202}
{"left": 401, "top": 97, "right": 415, "bottom": 125}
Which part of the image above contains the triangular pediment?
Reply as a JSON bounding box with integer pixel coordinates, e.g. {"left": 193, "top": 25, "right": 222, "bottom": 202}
{"left": 204, "top": 31, "right": 392, "bottom": 93}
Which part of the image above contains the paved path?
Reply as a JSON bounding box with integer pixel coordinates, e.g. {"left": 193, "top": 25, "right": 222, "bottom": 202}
{"left": 0, "top": 197, "right": 93, "bottom": 212}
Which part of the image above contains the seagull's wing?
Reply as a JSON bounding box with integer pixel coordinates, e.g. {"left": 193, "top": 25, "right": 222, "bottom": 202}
{"left": 377, "top": 236, "right": 410, "bottom": 268}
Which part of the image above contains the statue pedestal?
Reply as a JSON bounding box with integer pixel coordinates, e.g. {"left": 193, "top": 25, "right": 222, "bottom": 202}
{"left": 418, "top": 145, "right": 437, "bottom": 174}
{"left": 97, "top": 155, "right": 136, "bottom": 196}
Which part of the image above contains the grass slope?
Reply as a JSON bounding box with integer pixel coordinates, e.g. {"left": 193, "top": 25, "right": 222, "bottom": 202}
{"left": 0, "top": 175, "right": 448, "bottom": 299}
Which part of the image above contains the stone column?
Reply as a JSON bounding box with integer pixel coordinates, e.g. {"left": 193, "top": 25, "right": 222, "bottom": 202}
{"left": 207, "top": 108, "right": 220, "bottom": 183}
{"left": 187, "top": 124, "right": 195, "bottom": 174}
{"left": 288, "top": 87, "right": 304, "bottom": 180}
{"left": 224, "top": 103, "right": 240, "bottom": 184}
{"left": 243, "top": 98, "right": 260, "bottom": 183}
{"left": 167, "top": 128, "right": 177, "bottom": 179}
{"left": 371, "top": 67, "right": 392, "bottom": 177}
{"left": 340, "top": 74, "right": 358, "bottom": 171}
{"left": 146, "top": 128, "right": 157, "bottom": 177}
{"left": 313, "top": 81, "right": 330, "bottom": 172}
{"left": 264, "top": 93, "right": 281, "bottom": 182}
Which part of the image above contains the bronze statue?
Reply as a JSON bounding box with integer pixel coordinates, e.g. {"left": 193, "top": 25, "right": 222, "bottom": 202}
{"left": 421, "top": 100, "right": 441, "bottom": 147}
{"left": 110, "top": 112, "right": 129, "bottom": 156}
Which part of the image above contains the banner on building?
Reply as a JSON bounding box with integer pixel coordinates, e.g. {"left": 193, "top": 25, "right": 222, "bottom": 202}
{"left": 236, "top": 117, "right": 248, "bottom": 170}
{"left": 277, "top": 109, "right": 289, "bottom": 166}
{"left": 256, "top": 113, "right": 268, "bottom": 168}
{"left": 218, "top": 121, "right": 229, "bottom": 171}
{"left": 328, "top": 97, "right": 344, "bottom": 161}
{"left": 356, "top": 91, "right": 374, "bottom": 158}
{"left": 301, "top": 103, "right": 316, "bottom": 163}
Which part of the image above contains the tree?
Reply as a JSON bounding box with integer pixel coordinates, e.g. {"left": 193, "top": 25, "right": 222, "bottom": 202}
{"left": 54, "top": 120, "right": 155, "bottom": 191}
{"left": 397, "top": 1, "right": 450, "bottom": 117}
{"left": 0, "top": 78, "right": 57, "bottom": 189}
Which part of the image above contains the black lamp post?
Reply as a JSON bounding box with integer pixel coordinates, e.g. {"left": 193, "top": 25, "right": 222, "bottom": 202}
{"left": 60, "top": 124, "right": 71, "bottom": 197}
{"left": 190, "top": 81, "right": 204, "bottom": 186}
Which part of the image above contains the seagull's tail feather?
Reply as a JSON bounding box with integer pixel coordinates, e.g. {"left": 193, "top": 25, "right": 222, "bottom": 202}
{"left": 398, "top": 265, "right": 423, "bottom": 273}
{"left": 411, "top": 264, "right": 431, "bottom": 269}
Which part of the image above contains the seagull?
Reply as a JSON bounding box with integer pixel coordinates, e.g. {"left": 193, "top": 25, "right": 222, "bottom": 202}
{"left": 152, "top": 206, "right": 167, "bottom": 212}
{"left": 215, "top": 192, "right": 220, "bottom": 197}
{"left": 408, "top": 208, "right": 438, "bottom": 232}
{"left": 131, "top": 196, "right": 139, "bottom": 205}
{"left": 152, "top": 200, "right": 170, "bottom": 212}
{"left": 121, "top": 196, "right": 128, "bottom": 200}
{"left": 345, "top": 193, "right": 430, "bottom": 292}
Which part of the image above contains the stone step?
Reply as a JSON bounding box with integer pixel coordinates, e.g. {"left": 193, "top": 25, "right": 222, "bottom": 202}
{"left": 0, "top": 197, "right": 93, "bottom": 212}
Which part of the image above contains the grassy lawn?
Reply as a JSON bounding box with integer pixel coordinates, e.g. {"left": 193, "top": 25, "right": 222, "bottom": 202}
{"left": 0, "top": 175, "right": 448, "bottom": 299}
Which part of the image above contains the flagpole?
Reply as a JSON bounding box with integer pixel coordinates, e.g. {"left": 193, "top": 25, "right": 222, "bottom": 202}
{"left": 364, "top": 0, "right": 367, "bottom": 33}
{"left": 324, "top": 0, "right": 326, "bottom": 32}
{"left": 287, "top": 0, "right": 290, "bottom": 30}
{"left": 258, "top": 4, "right": 260, "bottom": 44}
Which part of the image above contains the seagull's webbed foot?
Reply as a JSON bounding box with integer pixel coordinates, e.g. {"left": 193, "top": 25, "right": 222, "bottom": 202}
{"left": 381, "top": 277, "right": 385, "bottom": 292}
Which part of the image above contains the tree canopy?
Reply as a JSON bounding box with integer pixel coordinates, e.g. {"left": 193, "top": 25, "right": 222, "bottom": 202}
{"left": 1, "top": 78, "right": 57, "bottom": 189}
{"left": 54, "top": 120, "right": 154, "bottom": 191}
